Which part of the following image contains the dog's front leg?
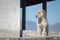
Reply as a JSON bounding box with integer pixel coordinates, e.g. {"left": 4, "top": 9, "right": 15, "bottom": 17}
{"left": 37, "top": 24, "right": 43, "bottom": 37}
{"left": 37, "top": 25, "right": 42, "bottom": 37}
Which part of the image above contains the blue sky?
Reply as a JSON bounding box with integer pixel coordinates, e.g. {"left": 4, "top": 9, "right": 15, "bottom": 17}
{"left": 20, "top": 0, "right": 60, "bottom": 25}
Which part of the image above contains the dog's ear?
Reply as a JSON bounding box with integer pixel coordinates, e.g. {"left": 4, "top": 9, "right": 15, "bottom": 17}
{"left": 38, "top": 9, "right": 45, "bottom": 14}
{"left": 41, "top": 9, "right": 45, "bottom": 14}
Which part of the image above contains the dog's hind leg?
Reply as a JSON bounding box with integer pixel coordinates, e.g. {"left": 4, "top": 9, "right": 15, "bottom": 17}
{"left": 42, "top": 27, "right": 47, "bottom": 37}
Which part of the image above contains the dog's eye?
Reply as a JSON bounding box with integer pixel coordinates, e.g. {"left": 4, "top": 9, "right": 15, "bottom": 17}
{"left": 38, "top": 12, "right": 40, "bottom": 14}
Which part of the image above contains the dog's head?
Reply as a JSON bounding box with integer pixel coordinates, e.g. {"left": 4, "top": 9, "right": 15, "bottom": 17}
{"left": 36, "top": 9, "right": 45, "bottom": 18}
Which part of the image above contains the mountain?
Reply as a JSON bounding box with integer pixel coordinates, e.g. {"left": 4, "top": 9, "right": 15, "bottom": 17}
{"left": 20, "top": 21, "right": 37, "bottom": 31}
{"left": 49, "top": 23, "right": 60, "bottom": 32}
{"left": 20, "top": 21, "right": 60, "bottom": 32}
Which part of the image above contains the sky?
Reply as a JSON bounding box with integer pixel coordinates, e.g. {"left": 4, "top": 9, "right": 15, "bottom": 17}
{"left": 20, "top": 0, "right": 60, "bottom": 25}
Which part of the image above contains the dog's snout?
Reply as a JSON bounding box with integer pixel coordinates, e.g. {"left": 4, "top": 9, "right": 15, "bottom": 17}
{"left": 36, "top": 15, "right": 37, "bottom": 17}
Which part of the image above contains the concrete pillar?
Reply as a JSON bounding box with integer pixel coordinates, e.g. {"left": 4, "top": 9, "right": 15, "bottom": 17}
{"left": 0, "top": 0, "right": 20, "bottom": 38}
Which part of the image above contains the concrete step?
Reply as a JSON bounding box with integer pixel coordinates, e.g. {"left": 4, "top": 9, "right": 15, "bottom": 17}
{"left": 0, "top": 37, "right": 60, "bottom": 40}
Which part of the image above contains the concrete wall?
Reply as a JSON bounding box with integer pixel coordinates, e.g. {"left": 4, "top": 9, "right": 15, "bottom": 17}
{"left": 0, "top": 0, "right": 20, "bottom": 38}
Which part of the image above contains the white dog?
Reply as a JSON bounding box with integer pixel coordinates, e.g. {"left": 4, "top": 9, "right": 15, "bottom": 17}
{"left": 36, "top": 9, "right": 48, "bottom": 37}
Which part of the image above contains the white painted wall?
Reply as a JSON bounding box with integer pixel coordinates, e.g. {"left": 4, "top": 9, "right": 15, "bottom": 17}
{"left": 0, "top": 0, "right": 20, "bottom": 38}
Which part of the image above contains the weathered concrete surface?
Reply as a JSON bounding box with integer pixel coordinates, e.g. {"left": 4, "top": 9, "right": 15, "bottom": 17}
{"left": 0, "top": 0, "right": 20, "bottom": 37}
{"left": 23, "top": 30, "right": 60, "bottom": 37}
{"left": 0, "top": 37, "right": 60, "bottom": 40}
{"left": 20, "top": 37, "right": 60, "bottom": 40}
